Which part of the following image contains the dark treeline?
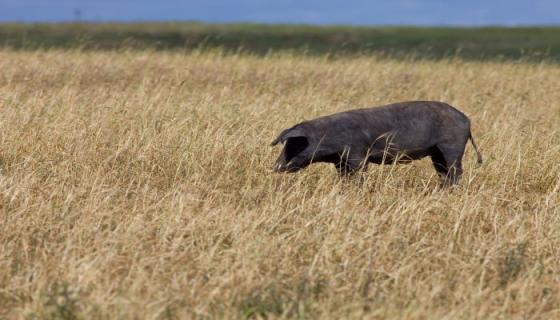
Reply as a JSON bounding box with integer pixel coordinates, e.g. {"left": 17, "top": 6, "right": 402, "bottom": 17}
{"left": 1, "top": 22, "right": 559, "bottom": 61}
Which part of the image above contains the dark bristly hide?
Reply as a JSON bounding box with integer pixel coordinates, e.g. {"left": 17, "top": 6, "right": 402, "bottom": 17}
{"left": 271, "top": 101, "right": 483, "bottom": 186}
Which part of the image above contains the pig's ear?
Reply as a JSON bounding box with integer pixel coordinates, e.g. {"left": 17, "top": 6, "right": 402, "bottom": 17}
{"left": 271, "top": 128, "right": 306, "bottom": 146}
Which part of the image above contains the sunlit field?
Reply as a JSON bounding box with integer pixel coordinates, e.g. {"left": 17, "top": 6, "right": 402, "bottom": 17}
{"left": 0, "top": 49, "right": 559, "bottom": 319}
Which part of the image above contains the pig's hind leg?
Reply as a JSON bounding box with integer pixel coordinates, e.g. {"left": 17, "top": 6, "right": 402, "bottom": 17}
{"left": 431, "top": 144, "right": 465, "bottom": 186}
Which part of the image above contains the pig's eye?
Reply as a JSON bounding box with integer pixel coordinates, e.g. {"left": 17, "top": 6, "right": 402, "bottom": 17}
{"left": 284, "top": 137, "right": 309, "bottom": 160}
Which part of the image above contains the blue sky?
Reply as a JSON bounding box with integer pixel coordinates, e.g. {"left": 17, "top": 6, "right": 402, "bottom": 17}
{"left": 1, "top": 0, "right": 559, "bottom": 26}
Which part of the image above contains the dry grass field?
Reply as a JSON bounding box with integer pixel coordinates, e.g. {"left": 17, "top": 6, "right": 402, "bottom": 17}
{"left": 0, "top": 49, "right": 559, "bottom": 319}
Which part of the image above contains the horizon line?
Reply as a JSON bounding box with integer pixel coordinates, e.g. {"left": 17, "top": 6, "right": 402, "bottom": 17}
{"left": 1, "top": 20, "right": 559, "bottom": 28}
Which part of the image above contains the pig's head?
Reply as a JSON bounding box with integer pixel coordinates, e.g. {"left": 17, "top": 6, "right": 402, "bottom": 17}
{"left": 271, "top": 128, "right": 312, "bottom": 173}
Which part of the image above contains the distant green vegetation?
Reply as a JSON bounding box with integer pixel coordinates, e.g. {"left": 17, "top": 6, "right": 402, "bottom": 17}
{"left": 1, "top": 22, "right": 559, "bottom": 61}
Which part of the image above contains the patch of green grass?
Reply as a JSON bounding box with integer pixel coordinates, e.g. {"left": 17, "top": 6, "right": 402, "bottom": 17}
{"left": 500, "top": 242, "right": 529, "bottom": 287}
{"left": 29, "top": 282, "right": 81, "bottom": 320}
{"left": 238, "top": 277, "right": 327, "bottom": 319}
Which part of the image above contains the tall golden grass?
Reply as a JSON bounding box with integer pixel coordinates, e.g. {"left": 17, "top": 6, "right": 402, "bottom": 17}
{"left": 0, "top": 49, "right": 559, "bottom": 319}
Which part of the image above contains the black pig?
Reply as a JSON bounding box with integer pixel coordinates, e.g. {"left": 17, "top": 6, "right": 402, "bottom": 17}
{"left": 271, "top": 101, "right": 482, "bottom": 186}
